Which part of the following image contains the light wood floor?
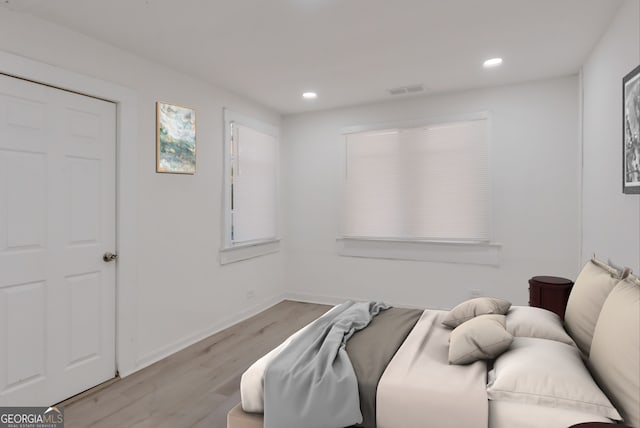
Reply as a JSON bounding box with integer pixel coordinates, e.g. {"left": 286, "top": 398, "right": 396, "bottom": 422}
{"left": 63, "top": 300, "right": 330, "bottom": 428}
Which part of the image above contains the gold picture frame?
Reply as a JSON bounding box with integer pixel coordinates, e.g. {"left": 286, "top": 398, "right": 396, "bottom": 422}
{"left": 156, "top": 102, "right": 196, "bottom": 174}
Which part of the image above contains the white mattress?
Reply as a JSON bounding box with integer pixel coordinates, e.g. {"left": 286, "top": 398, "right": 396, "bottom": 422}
{"left": 376, "top": 309, "right": 488, "bottom": 428}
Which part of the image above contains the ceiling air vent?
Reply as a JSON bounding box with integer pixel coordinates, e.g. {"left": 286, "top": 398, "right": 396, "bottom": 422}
{"left": 388, "top": 84, "right": 424, "bottom": 96}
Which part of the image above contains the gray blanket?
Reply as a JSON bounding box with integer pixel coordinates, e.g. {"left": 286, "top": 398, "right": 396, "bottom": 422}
{"left": 346, "top": 307, "right": 422, "bottom": 428}
{"left": 263, "top": 300, "right": 389, "bottom": 428}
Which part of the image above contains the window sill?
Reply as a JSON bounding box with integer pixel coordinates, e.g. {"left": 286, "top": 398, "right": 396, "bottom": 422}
{"left": 336, "top": 237, "right": 501, "bottom": 265}
{"left": 220, "top": 239, "right": 280, "bottom": 265}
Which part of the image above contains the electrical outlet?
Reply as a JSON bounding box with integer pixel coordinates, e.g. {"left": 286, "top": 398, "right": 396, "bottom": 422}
{"left": 246, "top": 290, "right": 255, "bottom": 300}
{"left": 470, "top": 289, "right": 483, "bottom": 298}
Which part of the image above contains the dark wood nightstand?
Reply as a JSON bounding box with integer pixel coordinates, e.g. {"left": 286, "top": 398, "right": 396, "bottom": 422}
{"left": 528, "top": 275, "right": 573, "bottom": 320}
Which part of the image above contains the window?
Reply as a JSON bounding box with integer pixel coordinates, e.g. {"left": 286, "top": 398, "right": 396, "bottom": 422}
{"left": 342, "top": 115, "right": 490, "bottom": 243}
{"left": 221, "top": 109, "right": 279, "bottom": 263}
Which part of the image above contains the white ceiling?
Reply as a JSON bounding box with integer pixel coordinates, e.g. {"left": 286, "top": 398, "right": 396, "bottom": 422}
{"left": 4, "top": 0, "right": 623, "bottom": 114}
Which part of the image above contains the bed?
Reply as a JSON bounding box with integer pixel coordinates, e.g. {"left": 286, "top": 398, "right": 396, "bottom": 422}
{"left": 227, "top": 258, "right": 640, "bottom": 428}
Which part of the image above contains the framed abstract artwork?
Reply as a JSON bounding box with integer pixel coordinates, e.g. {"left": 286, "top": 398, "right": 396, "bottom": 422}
{"left": 623, "top": 65, "right": 640, "bottom": 194}
{"left": 156, "top": 102, "right": 196, "bottom": 174}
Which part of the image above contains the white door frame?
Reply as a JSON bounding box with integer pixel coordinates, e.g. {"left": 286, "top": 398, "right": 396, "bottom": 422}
{"left": 0, "top": 50, "right": 139, "bottom": 377}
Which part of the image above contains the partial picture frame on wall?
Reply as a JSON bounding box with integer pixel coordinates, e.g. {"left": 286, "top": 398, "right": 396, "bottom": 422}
{"left": 156, "top": 102, "right": 196, "bottom": 174}
{"left": 623, "top": 65, "right": 640, "bottom": 194}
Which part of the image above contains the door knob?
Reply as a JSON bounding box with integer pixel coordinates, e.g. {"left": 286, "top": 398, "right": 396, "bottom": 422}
{"left": 103, "top": 252, "right": 118, "bottom": 263}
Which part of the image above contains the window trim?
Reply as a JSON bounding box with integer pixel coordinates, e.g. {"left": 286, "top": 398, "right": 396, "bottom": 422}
{"left": 338, "top": 111, "right": 496, "bottom": 262}
{"left": 336, "top": 238, "right": 501, "bottom": 265}
{"left": 221, "top": 109, "right": 280, "bottom": 262}
{"left": 219, "top": 239, "right": 280, "bottom": 265}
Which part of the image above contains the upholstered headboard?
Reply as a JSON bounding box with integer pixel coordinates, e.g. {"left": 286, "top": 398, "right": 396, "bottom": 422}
{"left": 587, "top": 274, "right": 640, "bottom": 427}
{"left": 565, "top": 258, "right": 639, "bottom": 427}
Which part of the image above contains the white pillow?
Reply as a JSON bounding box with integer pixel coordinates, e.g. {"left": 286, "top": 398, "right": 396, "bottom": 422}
{"left": 442, "top": 297, "right": 512, "bottom": 328}
{"left": 448, "top": 314, "right": 513, "bottom": 365}
{"left": 506, "top": 306, "right": 575, "bottom": 346}
{"left": 487, "top": 337, "right": 621, "bottom": 420}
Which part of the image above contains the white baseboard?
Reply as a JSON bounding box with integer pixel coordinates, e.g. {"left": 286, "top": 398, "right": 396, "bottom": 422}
{"left": 282, "top": 291, "right": 430, "bottom": 310}
{"left": 127, "top": 294, "right": 286, "bottom": 377}
{"left": 282, "top": 291, "right": 347, "bottom": 306}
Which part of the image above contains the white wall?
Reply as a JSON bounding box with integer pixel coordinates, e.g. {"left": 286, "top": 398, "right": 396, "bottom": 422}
{"left": 0, "top": 8, "right": 285, "bottom": 374}
{"left": 1, "top": 0, "right": 632, "bottom": 380}
{"left": 581, "top": 0, "right": 640, "bottom": 272}
{"left": 283, "top": 76, "right": 581, "bottom": 308}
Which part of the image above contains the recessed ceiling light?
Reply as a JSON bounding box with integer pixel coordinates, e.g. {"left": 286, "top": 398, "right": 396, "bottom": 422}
{"left": 302, "top": 92, "right": 318, "bottom": 99}
{"left": 483, "top": 57, "right": 503, "bottom": 68}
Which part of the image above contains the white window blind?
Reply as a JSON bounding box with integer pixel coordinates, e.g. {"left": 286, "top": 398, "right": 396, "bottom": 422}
{"left": 230, "top": 122, "right": 278, "bottom": 244}
{"left": 343, "top": 118, "right": 489, "bottom": 241}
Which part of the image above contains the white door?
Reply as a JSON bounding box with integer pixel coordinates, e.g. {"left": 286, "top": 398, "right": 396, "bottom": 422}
{"left": 0, "top": 74, "right": 116, "bottom": 406}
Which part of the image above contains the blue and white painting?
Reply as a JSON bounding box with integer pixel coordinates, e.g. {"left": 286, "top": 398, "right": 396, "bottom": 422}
{"left": 157, "top": 102, "right": 196, "bottom": 174}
